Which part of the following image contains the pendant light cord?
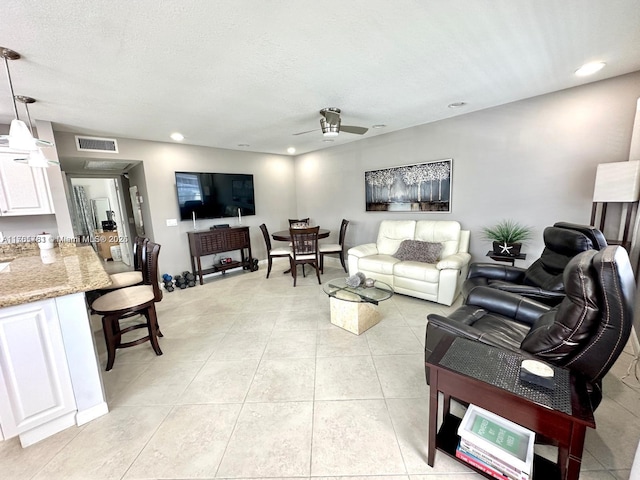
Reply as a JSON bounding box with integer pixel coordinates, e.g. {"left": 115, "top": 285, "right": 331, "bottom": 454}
{"left": 2, "top": 53, "right": 20, "bottom": 120}
{"left": 23, "top": 101, "right": 34, "bottom": 135}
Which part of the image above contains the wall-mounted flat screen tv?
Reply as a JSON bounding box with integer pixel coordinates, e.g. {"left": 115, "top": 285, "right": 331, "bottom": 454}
{"left": 175, "top": 172, "right": 255, "bottom": 220}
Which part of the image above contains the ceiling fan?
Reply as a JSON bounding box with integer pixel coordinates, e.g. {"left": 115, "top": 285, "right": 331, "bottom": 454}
{"left": 293, "top": 107, "right": 368, "bottom": 137}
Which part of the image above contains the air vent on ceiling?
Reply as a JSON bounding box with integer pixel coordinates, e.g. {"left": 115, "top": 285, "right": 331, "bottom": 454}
{"left": 75, "top": 135, "right": 119, "bottom": 153}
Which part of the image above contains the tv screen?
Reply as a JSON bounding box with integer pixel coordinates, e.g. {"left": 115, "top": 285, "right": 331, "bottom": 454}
{"left": 175, "top": 172, "right": 255, "bottom": 221}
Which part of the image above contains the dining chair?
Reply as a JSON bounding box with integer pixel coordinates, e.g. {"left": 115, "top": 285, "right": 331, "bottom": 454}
{"left": 319, "top": 219, "right": 349, "bottom": 273}
{"left": 289, "top": 226, "right": 321, "bottom": 287}
{"left": 91, "top": 241, "right": 163, "bottom": 371}
{"left": 288, "top": 218, "right": 310, "bottom": 228}
{"left": 259, "top": 223, "right": 291, "bottom": 278}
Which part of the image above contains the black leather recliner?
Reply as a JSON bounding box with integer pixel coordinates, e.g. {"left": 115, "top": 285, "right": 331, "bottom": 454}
{"left": 462, "top": 222, "right": 607, "bottom": 306}
{"left": 425, "top": 245, "right": 635, "bottom": 409}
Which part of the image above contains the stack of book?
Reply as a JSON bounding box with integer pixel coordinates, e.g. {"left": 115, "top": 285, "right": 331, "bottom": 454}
{"left": 456, "top": 405, "right": 534, "bottom": 480}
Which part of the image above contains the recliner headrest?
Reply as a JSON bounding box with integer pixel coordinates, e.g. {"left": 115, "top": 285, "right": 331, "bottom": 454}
{"left": 543, "top": 227, "right": 594, "bottom": 256}
{"left": 553, "top": 222, "right": 608, "bottom": 250}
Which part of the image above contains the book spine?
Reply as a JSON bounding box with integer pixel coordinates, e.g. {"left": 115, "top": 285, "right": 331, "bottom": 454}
{"left": 456, "top": 447, "right": 510, "bottom": 480}
{"left": 460, "top": 439, "right": 528, "bottom": 479}
{"left": 459, "top": 448, "right": 518, "bottom": 480}
{"left": 459, "top": 431, "right": 530, "bottom": 474}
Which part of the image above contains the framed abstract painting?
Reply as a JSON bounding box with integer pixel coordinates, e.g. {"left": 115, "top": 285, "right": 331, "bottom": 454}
{"left": 365, "top": 159, "right": 452, "bottom": 212}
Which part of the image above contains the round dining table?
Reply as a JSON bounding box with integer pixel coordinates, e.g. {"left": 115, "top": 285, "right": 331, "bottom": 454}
{"left": 271, "top": 228, "right": 331, "bottom": 242}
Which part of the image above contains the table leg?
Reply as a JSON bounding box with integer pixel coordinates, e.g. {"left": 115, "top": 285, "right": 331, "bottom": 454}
{"left": 428, "top": 370, "right": 439, "bottom": 466}
{"left": 196, "top": 257, "right": 203, "bottom": 285}
{"left": 443, "top": 393, "right": 451, "bottom": 418}
{"left": 562, "top": 423, "right": 587, "bottom": 480}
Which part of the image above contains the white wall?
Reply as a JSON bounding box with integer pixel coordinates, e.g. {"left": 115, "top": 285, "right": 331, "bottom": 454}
{"left": 295, "top": 71, "right": 640, "bottom": 265}
{"left": 54, "top": 134, "right": 298, "bottom": 275}
{"left": 0, "top": 215, "right": 59, "bottom": 240}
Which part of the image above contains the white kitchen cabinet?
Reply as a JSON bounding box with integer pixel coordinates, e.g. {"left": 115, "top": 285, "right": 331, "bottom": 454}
{"left": 0, "top": 298, "right": 77, "bottom": 446}
{"left": 0, "top": 155, "right": 54, "bottom": 215}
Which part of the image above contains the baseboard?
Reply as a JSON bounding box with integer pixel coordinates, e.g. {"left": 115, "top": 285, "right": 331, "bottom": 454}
{"left": 19, "top": 412, "right": 77, "bottom": 447}
{"left": 76, "top": 401, "right": 109, "bottom": 426}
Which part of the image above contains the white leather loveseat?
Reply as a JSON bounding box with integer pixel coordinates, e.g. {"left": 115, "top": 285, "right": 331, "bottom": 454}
{"left": 347, "top": 220, "right": 471, "bottom": 306}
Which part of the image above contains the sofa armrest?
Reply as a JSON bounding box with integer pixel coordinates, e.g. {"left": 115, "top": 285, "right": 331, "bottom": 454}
{"left": 427, "top": 314, "right": 523, "bottom": 353}
{"left": 436, "top": 252, "right": 471, "bottom": 270}
{"left": 466, "top": 286, "right": 552, "bottom": 326}
{"left": 347, "top": 243, "right": 378, "bottom": 258}
{"left": 467, "top": 262, "right": 527, "bottom": 282}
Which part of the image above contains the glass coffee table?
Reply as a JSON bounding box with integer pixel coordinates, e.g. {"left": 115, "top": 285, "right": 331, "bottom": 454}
{"left": 322, "top": 278, "right": 394, "bottom": 335}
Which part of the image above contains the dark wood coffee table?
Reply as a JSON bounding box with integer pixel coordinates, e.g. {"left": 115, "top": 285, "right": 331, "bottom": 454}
{"left": 425, "top": 335, "right": 595, "bottom": 480}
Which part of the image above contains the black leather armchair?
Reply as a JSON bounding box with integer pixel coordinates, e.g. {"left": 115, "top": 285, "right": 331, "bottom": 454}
{"left": 426, "top": 245, "right": 635, "bottom": 409}
{"left": 462, "top": 222, "right": 607, "bottom": 306}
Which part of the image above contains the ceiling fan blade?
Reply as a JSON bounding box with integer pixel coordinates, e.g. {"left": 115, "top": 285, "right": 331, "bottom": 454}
{"left": 341, "top": 125, "right": 368, "bottom": 135}
{"left": 292, "top": 128, "right": 320, "bottom": 136}
{"left": 323, "top": 110, "right": 341, "bottom": 125}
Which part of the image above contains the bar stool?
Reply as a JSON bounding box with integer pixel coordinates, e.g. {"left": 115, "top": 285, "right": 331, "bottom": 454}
{"left": 91, "top": 241, "right": 163, "bottom": 371}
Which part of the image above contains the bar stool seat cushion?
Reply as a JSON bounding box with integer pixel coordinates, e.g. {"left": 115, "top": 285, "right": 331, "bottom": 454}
{"left": 92, "top": 285, "right": 155, "bottom": 313}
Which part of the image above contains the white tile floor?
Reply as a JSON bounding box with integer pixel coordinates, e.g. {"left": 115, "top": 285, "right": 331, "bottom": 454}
{"left": 1, "top": 260, "right": 640, "bottom": 479}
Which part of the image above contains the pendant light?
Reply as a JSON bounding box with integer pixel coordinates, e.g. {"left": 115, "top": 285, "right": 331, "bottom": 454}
{"left": 13, "top": 96, "right": 59, "bottom": 167}
{"left": 0, "top": 46, "right": 55, "bottom": 165}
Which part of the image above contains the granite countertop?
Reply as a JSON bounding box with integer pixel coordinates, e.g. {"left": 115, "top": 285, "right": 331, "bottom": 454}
{"left": 0, "top": 243, "right": 112, "bottom": 308}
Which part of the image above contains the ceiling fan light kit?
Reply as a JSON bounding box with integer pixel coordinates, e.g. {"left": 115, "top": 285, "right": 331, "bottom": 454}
{"left": 320, "top": 117, "right": 340, "bottom": 137}
{"left": 0, "top": 46, "right": 56, "bottom": 168}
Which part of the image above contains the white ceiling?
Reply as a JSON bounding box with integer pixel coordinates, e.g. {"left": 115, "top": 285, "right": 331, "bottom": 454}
{"left": 2, "top": 1, "right": 640, "bottom": 158}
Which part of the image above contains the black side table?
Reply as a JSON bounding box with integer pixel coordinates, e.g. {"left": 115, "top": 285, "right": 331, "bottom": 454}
{"left": 486, "top": 251, "right": 526, "bottom": 267}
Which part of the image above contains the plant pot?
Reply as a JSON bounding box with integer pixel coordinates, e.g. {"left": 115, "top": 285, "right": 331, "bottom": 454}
{"left": 492, "top": 241, "right": 522, "bottom": 256}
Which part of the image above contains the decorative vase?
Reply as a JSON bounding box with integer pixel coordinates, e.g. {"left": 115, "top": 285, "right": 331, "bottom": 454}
{"left": 492, "top": 241, "right": 521, "bottom": 256}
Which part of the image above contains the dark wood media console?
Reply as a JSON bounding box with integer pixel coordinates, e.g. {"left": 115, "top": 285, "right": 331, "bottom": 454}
{"left": 188, "top": 227, "right": 256, "bottom": 285}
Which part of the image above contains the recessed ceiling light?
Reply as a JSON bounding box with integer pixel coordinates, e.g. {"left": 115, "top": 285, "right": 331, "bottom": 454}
{"left": 287, "top": 147, "right": 296, "bottom": 154}
{"left": 372, "top": 124, "right": 387, "bottom": 129}
{"left": 238, "top": 143, "right": 250, "bottom": 147}
{"left": 575, "top": 62, "right": 605, "bottom": 77}
{"left": 448, "top": 102, "right": 466, "bottom": 108}
{"left": 170, "top": 132, "right": 184, "bottom": 141}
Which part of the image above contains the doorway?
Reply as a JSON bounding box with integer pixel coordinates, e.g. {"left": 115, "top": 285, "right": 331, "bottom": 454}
{"left": 68, "top": 175, "right": 133, "bottom": 266}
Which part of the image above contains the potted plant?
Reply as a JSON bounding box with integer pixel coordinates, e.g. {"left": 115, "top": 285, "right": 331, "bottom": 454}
{"left": 482, "top": 220, "right": 533, "bottom": 256}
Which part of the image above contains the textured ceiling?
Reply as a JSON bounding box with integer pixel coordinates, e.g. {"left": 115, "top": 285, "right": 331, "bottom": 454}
{"left": 1, "top": 0, "right": 640, "bottom": 159}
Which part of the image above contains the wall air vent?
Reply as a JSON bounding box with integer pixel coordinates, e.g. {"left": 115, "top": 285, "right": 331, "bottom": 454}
{"left": 75, "top": 135, "right": 119, "bottom": 153}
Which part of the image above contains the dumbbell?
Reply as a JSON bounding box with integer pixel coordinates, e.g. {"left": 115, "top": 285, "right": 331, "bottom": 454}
{"left": 174, "top": 275, "right": 188, "bottom": 289}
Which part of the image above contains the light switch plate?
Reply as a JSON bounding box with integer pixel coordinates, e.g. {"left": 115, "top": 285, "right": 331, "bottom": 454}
{"left": 166, "top": 219, "right": 178, "bottom": 227}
